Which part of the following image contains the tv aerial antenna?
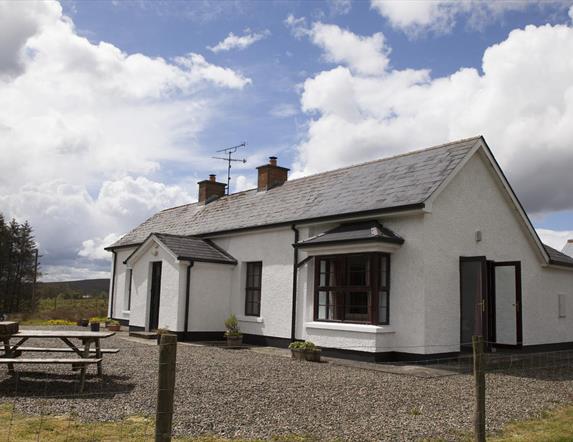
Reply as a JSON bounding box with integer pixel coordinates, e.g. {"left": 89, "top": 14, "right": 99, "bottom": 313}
{"left": 212, "top": 142, "right": 247, "bottom": 195}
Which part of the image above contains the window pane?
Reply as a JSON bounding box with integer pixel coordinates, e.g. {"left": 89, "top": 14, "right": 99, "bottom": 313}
{"left": 380, "top": 255, "right": 388, "bottom": 289}
{"left": 378, "top": 290, "right": 388, "bottom": 324}
{"left": 345, "top": 291, "right": 369, "bottom": 321}
{"left": 347, "top": 255, "right": 369, "bottom": 286}
{"left": 245, "top": 262, "right": 262, "bottom": 316}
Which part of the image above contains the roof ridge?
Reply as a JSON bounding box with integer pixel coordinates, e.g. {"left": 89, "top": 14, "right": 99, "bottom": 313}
{"left": 285, "top": 135, "right": 483, "bottom": 185}
{"left": 158, "top": 135, "right": 482, "bottom": 214}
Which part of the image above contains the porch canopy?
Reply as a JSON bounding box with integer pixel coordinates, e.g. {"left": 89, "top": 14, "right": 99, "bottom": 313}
{"left": 294, "top": 220, "right": 404, "bottom": 255}
{"left": 124, "top": 232, "right": 237, "bottom": 267}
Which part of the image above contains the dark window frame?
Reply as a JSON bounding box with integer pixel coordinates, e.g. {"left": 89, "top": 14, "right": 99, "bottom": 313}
{"left": 313, "top": 253, "right": 390, "bottom": 325}
{"left": 245, "top": 261, "right": 262, "bottom": 317}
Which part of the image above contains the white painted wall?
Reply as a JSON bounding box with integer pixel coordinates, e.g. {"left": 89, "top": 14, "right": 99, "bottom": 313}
{"left": 127, "top": 242, "right": 186, "bottom": 331}
{"left": 424, "top": 150, "right": 573, "bottom": 350}
{"left": 212, "top": 227, "right": 295, "bottom": 339}
{"left": 109, "top": 247, "right": 136, "bottom": 322}
{"left": 187, "top": 261, "right": 233, "bottom": 332}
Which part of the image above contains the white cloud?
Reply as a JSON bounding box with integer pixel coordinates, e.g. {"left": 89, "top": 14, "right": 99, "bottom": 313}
{"left": 286, "top": 19, "right": 389, "bottom": 75}
{"left": 0, "top": 2, "right": 246, "bottom": 280}
{"left": 295, "top": 21, "right": 573, "bottom": 214}
{"left": 537, "top": 229, "right": 573, "bottom": 251}
{"left": 270, "top": 103, "right": 299, "bottom": 118}
{"left": 79, "top": 233, "right": 122, "bottom": 261}
{"left": 208, "top": 29, "right": 270, "bottom": 53}
{"left": 328, "top": 0, "right": 352, "bottom": 16}
{"left": 370, "top": 0, "right": 552, "bottom": 36}
{"left": 233, "top": 175, "right": 257, "bottom": 193}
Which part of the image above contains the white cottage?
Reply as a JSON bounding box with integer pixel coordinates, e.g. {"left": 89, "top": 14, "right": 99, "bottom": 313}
{"left": 106, "top": 136, "right": 573, "bottom": 361}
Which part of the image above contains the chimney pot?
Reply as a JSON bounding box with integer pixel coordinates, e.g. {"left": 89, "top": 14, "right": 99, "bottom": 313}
{"left": 269, "top": 156, "right": 277, "bottom": 166}
{"left": 209, "top": 174, "right": 216, "bottom": 182}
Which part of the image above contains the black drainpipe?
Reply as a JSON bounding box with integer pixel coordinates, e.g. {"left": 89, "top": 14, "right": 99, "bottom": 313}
{"left": 291, "top": 225, "right": 299, "bottom": 342}
{"left": 109, "top": 251, "right": 117, "bottom": 318}
{"left": 183, "top": 261, "right": 194, "bottom": 340}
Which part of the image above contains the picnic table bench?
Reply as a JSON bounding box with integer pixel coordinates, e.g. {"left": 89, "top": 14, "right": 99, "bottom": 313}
{"left": 1, "top": 329, "right": 118, "bottom": 392}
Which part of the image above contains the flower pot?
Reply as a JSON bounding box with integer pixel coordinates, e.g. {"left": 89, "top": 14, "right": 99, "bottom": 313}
{"left": 90, "top": 322, "right": 100, "bottom": 332}
{"left": 107, "top": 324, "right": 120, "bottom": 332}
{"left": 226, "top": 335, "right": 243, "bottom": 347}
{"left": 291, "top": 349, "right": 321, "bottom": 362}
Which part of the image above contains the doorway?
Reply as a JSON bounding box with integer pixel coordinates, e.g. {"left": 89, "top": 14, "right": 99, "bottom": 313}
{"left": 460, "top": 257, "right": 522, "bottom": 350}
{"left": 149, "top": 261, "right": 162, "bottom": 331}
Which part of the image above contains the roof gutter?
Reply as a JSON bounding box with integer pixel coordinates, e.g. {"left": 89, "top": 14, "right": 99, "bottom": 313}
{"left": 106, "top": 203, "right": 426, "bottom": 250}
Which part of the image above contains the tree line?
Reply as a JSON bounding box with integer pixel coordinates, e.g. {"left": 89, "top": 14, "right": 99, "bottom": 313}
{"left": 0, "top": 212, "right": 39, "bottom": 313}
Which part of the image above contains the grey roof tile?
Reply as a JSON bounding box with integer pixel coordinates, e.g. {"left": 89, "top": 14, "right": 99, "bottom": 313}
{"left": 109, "top": 137, "right": 481, "bottom": 248}
{"left": 296, "top": 221, "right": 404, "bottom": 247}
{"left": 544, "top": 244, "right": 573, "bottom": 267}
{"left": 155, "top": 233, "right": 236, "bottom": 264}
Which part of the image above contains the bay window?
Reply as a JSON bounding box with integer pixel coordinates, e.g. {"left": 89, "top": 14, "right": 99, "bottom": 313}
{"left": 314, "top": 253, "right": 390, "bottom": 325}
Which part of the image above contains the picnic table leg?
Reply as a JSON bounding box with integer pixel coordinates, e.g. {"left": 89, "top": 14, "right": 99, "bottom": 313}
{"left": 79, "top": 338, "right": 91, "bottom": 393}
{"left": 95, "top": 339, "right": 102, "bottom": 377}
{"left": 2, "top": 338, "right": 15, "bottom": 375}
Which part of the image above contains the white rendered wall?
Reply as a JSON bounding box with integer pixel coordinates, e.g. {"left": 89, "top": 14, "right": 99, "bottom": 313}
{"left": 187, "top": 261, "right": 233, "bottom": 332}
{"left": 128, "top": 243, "right": 186, "bottom": 331}
{"left": 211, "top": 228, "right": 295, "bottom": 339}
{"left": 109, "top": 247, "right": 136, "bottom": 322}
{"left": 298, "top": 214, "right": 428, "bottom": 354}
{"left": 424, "top": 150, "right": 573, "bottom": 350}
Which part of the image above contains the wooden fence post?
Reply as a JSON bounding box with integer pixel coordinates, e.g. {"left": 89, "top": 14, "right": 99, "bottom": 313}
{"left": 156, "top": 333, "right": 177, "bottom": 442}
{"left": 473, "top": 335, "right": 486, "bottom": 442}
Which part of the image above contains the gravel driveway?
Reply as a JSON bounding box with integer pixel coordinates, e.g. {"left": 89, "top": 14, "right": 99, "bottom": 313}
{"left": 1, "top": 328, "right": 572, "bottom": 441}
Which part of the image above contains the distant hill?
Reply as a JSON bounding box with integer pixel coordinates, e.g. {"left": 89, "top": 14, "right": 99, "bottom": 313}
{"left": 37, "top": 279, "right": 110, "bottom": 298}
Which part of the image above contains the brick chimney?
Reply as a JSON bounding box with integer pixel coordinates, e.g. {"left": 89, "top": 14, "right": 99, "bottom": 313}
{"left": 198, "top": 174, "right": 226, "bottom": 204}
{"left": 257, "top": 156, "right": 289, "bottom": 191}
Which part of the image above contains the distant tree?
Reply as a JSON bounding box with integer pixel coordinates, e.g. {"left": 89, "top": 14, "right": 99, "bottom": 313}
{"left": 0, "top": 213, "right": 39, "bottom": 313}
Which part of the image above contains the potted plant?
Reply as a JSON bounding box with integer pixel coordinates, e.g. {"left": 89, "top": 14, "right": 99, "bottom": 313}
{"left": 289, "top": 340, "right": 321, "bottom": 362}
{"left": 224, "top": 314, "right": 243, "bottom": 347}
{"left": 156, "top": 328, "right": 172, "bottom": 345}
{"left": 77, "top": 319, "right": 89, "bottom": 327}
{"left": 89, "top": 317, "right": 100, "bottom": 332}
{"left": 107, "top": 319, "right": 121, "bottom": 331}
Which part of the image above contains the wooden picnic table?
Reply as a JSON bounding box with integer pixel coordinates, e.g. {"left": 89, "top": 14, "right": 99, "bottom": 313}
{"left": 1, "top": 329, "right": 117, "bottom": 391}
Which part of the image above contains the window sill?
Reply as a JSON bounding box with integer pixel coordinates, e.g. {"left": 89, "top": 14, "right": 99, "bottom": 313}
{"left": 237, "top": 315, "right": 264, "bottom": 324}
{"left": 305, "top": 321, "right": 395, "bottom": 334}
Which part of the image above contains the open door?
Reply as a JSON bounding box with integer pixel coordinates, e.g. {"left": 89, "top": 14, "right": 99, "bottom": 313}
{"left": 460, "top": 257, "right": 488, "bottom": 350}
{"left": 491, "top": 262, "right": 522, "bottom": 348}
{"left": 149, "top": 261, "right": 162, "bottom": 331}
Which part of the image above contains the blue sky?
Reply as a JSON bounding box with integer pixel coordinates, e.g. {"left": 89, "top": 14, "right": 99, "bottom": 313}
{"left": 1, "top": 1, "right": 573, "bottom": 280}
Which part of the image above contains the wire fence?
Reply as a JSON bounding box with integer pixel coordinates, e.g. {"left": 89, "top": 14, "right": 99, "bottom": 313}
{"left": 1, "top": 331, "right": 572, "bottom": 441}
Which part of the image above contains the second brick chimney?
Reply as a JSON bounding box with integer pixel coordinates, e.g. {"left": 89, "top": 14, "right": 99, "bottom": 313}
{"left": 257, "top": 156, "right": 289, "bottom": 191}
{"left": 198, "top": 174, "right": 226, "bottom": 204}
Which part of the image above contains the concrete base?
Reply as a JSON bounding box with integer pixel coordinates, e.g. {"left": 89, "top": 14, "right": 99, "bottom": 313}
{"left": 129, "top": 331, "right": 157, "bottom": 339}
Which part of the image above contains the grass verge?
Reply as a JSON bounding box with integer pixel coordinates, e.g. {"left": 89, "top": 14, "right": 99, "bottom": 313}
{"left": 490, "top": 405, "right": 573, "bottom": 441}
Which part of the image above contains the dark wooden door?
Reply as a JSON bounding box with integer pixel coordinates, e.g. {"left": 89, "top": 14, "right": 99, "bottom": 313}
{"left": 149, "top": 261, "right": 162, "bottom": 331}
{"left": 460, "top": 257, "right": 489, "bottom": 350}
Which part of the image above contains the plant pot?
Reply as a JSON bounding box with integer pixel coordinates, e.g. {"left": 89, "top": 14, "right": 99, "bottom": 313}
{"left": 90, "top": 322, "right": 100, "bottom": 332}
{"left": 107, "top": 324, "right": 120, "bottom": 331}
{"left": 291, "top": 349, "right": 321, "bottom": 362}
{"left": 226, "top": 335, "right": 243, "bottom": 347}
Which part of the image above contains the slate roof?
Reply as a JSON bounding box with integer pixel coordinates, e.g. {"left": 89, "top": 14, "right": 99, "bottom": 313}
{"left": 544, "top": 244, "right": 573, "bottom": 268}
{"left": 109, "top": 137, "right": 482, "bottom": 249}
{"left": 296, "top": 221, "right": 404, "bottom": 248}
{"left": 126, "top": 233, "right": 237, "bottom": 264}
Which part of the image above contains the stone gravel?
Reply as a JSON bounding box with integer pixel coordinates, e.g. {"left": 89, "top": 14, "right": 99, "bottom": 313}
{"left": 1, "top": 328, "right": 572, "bottom": 441}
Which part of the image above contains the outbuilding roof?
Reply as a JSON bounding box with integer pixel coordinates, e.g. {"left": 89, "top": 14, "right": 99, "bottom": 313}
{"left": 544, "top": 244, "right": 573, "bottom": 268}
{"left": 109, "top": 137, "right": 481, "bottom": 249}
{"left": 124, "top": 233, "right": 237, "bottom": 265}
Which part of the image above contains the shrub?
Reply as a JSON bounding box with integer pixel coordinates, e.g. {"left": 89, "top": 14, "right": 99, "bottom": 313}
{"left": 288, "top": 340, "right": 318, "bottom": 351}
{"left": 46, "top": 319, "right": 77, "bottom": 326}
{"left": 224, "top": 314, "right": 241, "bottom": 337}
{"left": 89, "top": 316, "right": 108, "bottom": 324}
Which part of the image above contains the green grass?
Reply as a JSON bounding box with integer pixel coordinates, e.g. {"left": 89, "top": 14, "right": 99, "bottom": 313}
{"left": 19, "top": 297, "right": 108, "bottom": 324}
{"left": 0, "top": 403, "right": 316, "bottom": 441}
{"left": 490, "top": 406, "right": 573, "bottom": 441}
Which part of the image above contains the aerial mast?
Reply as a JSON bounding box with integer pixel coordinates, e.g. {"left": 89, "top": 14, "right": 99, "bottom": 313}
{"left": 212, "top": 142, "right": 247, "bottom": 195}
